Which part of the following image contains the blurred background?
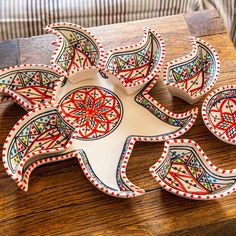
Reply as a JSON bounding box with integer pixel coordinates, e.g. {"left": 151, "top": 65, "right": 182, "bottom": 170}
{"left": 0, "top": 0, "right": 235, "bottom": 45}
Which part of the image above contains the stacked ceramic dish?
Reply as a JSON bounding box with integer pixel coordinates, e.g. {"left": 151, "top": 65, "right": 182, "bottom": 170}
{"left": 0, "top": 23, "right": 235, "bottom": 200}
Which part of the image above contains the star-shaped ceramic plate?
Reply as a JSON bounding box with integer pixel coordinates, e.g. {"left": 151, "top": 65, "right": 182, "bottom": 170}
{"left": 1, "top": 23, "right": 198, "bottom": 198}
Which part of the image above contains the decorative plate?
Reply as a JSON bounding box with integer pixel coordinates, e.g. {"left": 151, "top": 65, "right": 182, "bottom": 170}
{"left": 1, "top": 23, "right": 198, "bottom": 198}
{"left": 202, "top": 85, "right": 236, "bottom": 145}
{"left": 150, "top": 139, "right": 236, "bottom": 200}
{"left": 162, "top": 37, "right": 220, "bottom": 104}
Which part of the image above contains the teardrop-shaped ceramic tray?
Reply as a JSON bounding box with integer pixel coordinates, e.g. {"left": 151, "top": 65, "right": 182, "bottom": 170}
{"left": 150, "top": 139, "right": 236, "bottom": 200}
{"left": 162, "top": 37, "right": 220, "bottom": 104}
{"left": 202, "top": 85, "right": 236, "bottom": 145}
{"left": 1, "top": 23, "right": 199, "bottom": 198}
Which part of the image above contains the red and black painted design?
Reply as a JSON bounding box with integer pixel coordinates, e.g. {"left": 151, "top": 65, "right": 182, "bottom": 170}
{"left": 59, "top": 86, "right": 123, "bottom": 140}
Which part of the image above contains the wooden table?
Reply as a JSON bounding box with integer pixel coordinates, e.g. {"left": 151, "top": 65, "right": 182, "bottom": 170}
{"left": 0, "top": 9, "right": 236, "bottom": 235}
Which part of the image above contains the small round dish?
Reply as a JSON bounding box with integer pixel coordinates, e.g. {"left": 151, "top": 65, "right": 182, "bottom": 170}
{"left": 202, "top": 85, "right": 236, "bottom": 145}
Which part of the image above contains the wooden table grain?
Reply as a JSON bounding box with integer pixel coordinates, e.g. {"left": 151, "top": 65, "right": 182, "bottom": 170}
{"left": 0, "top": 9, "right": 236, "bottom": 236}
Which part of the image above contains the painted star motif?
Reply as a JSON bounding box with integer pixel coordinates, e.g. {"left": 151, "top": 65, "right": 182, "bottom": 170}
{"left": 1, "top": 23, "right": 198, "bottom": 198}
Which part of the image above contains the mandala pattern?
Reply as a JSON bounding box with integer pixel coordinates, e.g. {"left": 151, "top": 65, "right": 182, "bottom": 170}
{"left": 207, "top": 89, "right": 236, "bottom": 140}
{"left": 49, "top": 25, "right": 100, "bottom": 73}
{"left": 59, "top": 86, "right": 123, "bottom": 140}
{"left": 0, "top": 68, "right": 60, "bottom": 106}
{"left": 8, "top": 110, "right": 75, "bottom": 173}
{"left": 156, "top": 146, "right": 235, "bottom": 195}
{"left": 105, "top": 31, "right": 161, "bottom": 84}
{"left": 168, "top": 43, "right": 215, "bottom": 95}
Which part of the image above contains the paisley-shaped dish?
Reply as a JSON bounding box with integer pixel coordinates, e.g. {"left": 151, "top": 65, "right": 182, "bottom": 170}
{"left": 44, "top": 22, "right": 105, "bottom": 76}
{"left": 100, "top": 27, "right": 166, "bottom": 94}
{"left": 202, "top": 85, "right": 236, "bottom": 145}
{"left": 163, "top": 37, "right": 220, "bottom": 104}
{"left": 1, "top": 24, "right": 199, "bottom": 198}
{"left": 0, "top": 64, "right": 61, "bottom": 110}
{"left": 150, "top": 139, "right": 236, "bottom": 200}
{"left": 2, "top": 104, "right": 77, "bottom": 191}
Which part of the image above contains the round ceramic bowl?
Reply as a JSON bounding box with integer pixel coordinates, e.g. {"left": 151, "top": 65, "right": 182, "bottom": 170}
{"left": 202, "top": 85, "right": 236, "bottom": 145}
{"left": 150, "top": 139, "right": 236, "bottom": 200}
{"left": 163, "top": 37, "right": 220, "bottom": 104}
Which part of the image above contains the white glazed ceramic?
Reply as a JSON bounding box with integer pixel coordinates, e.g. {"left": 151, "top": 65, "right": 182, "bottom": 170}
{"left": 1, "top": 23, "right": 199, "bottom": 198}
{"left": 163, "top": 37, "right": 220, "bottom": 104}
{"left": 150, "top": 139, "right": 236, "bottom": 200}
{"left": 202, "top": 85, "right": 236, "bottom": 145}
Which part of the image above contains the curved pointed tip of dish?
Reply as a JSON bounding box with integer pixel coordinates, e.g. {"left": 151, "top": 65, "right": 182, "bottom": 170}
{"left": 45, "top": 22, "right": 105, "bottom": 75}
{"left": 77, "top": 153, "right": 145, "bottom": 198}
{"left": 159, "top": 106, "right": 198, "bottom": 140}
{"left": 183, "top": 107, "right": 198, "bottom": 130}
{"left": 163, "top": 37, "right": 220, "bottom": 104}
{"left": 2, "top": 105, "right": 76, "bottom": 189}
{"left": 101, "top": 27, "right": 165, "bottom": 89}
{"left": 150, "top": 139, "right": 236, "bottom": 200}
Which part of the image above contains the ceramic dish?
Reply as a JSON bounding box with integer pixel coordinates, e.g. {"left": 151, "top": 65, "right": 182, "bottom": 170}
{"left": 1, "top": 24, "right": 199, "bottom": 198}
{"left": 44, "top": 22, "right": 105, "bottom": 76}
{"left": 2, "top": 68, "right": 198, "bottom": 198}
{"left": 0, "top": 64, "right": 61, "bottom": 110}
{"left": 150, "top": 139, "right": 236, "bottom": 200}
{"left": 202, "top": 85, "right": 236, "bottom": 145}
{"left": 162, "top": 37, "right": 220, "bottom": 104}
{"left": 100, "top": 27, "right": 166, "bottom": 94}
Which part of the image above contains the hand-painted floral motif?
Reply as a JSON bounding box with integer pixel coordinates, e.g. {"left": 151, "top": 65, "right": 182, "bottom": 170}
{"left": 59, "top": 86, "right": 123, "bottom": 140}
